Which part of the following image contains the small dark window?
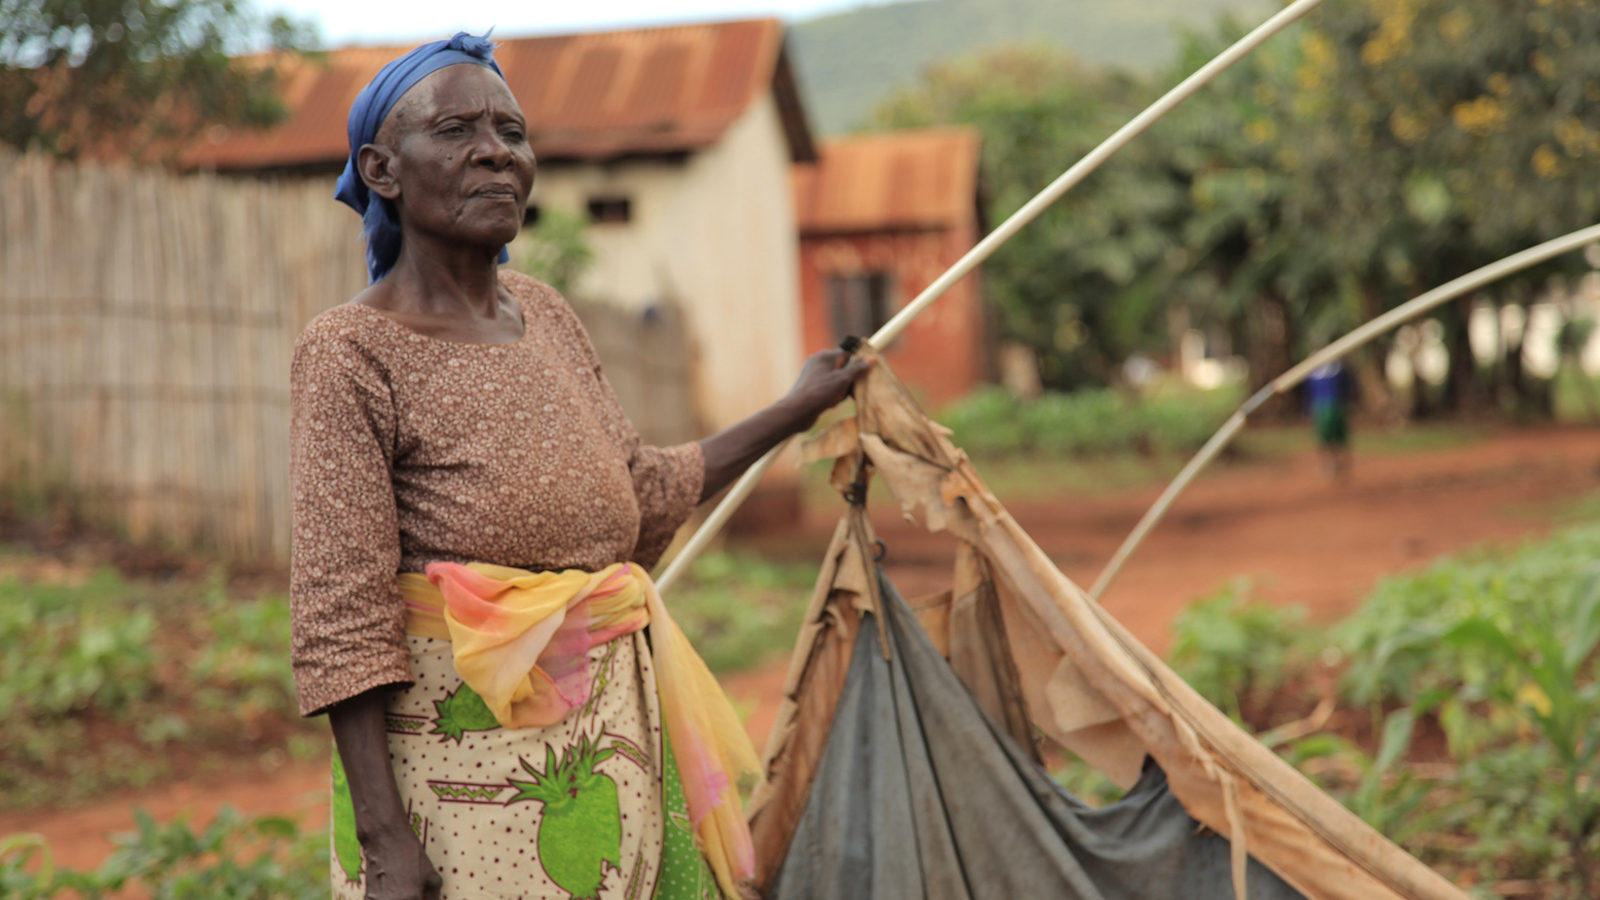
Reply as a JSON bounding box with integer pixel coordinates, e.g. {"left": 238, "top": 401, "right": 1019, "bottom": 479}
{"left": 522, "top": 204, "right": 541, "bottom": 228}
{"left": 587, "top": 197, "right": 631, "bottom": 224}
{"left": 826, "top": 271, "right": 895, "bottom": 343}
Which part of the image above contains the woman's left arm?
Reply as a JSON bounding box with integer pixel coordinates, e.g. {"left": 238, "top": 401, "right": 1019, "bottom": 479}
{"left": 622, "top": 349, "right": 870, "bottom": 568}
{"left": 696, "top": 349, "right": 871, "bottom": 502}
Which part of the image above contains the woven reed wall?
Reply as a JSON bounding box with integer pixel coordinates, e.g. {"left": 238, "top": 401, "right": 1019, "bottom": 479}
{"left": 0, "top": 155, "right": 703, "bottom": 560}
{"left": 0, "top": 154, "right": 367, "bottom": 559}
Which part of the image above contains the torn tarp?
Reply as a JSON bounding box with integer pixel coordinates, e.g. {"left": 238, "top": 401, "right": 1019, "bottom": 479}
{"left": 772, "top": 567, "right": 1303, "bottom": 900}
{"left": 751, "top": 346, "right": 1471, "bottom": 900}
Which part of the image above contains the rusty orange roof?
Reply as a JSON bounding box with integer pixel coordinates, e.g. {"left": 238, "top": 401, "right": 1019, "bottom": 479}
{"left": 792, "top": 127, "right": 981, "bottom": 234}
{"left": 186, "top": 18, "right": 814, "bottom": 171}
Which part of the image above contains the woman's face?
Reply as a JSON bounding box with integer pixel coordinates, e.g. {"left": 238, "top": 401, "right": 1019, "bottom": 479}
{"left": 377, "top": 64, "right": 536, "bottom": 252}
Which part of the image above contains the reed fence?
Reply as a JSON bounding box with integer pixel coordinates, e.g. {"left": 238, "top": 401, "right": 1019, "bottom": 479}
{"left": 0, "top": 154, "right": 701, "bottom": 561}
{"left": 1, "top": 154, "right": 367, "bottom": 559}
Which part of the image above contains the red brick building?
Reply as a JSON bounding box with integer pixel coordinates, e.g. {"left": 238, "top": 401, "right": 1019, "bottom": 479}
{"left": 791, "top": 127, "right": 988, "bottom": 409}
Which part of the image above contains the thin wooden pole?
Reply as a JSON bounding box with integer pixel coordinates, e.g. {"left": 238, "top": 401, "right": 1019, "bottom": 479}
{"left": 1088, "top": 221, "right": 1600, "bottom": 601}
{"left": 654, "top": 0, "right": 1328, "bottom": 595}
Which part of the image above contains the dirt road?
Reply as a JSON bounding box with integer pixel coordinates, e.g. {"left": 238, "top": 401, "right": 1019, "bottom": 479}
{"left": 5, "top": 426, "right": 1597, "bottom": 870}
{"left": 726, "top": 426, "right": 1599, "bottom": 769}
{"left": 871, "top": 426, "right": 1599, "bottom": 653}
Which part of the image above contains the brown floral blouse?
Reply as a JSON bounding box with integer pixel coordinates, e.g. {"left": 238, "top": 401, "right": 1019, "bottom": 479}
{"left": 289, "top": 270, "right": 704, "bottom": 717}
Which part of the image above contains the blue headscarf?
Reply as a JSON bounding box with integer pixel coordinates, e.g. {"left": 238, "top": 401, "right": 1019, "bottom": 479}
{"left": 334, "top": 31, "right": 512, "bottom": 283}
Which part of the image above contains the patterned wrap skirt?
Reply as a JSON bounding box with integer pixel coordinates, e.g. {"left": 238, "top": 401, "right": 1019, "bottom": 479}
{"left": 330, "top": 631, "right": 720, "bottom": 900}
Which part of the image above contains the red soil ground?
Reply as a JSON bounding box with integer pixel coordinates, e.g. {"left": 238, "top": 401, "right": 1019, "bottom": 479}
{"left": 5, "top": 425, "right": 1597, "bottom": 872}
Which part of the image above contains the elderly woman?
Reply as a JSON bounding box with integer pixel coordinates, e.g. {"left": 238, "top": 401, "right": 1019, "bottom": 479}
{"left": 291, "top": 34, "right": 865, "bottom": 900}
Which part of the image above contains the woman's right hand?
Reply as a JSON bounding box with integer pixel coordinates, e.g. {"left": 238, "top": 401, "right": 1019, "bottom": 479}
{"left": 361, "top": 827, "right": 442, "bottom": 900}
{"left": 328, "top": 687, "right": 442, "bottom": 900}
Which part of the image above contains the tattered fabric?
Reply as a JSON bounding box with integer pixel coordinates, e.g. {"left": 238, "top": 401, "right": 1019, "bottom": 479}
{"left": 770, "top": 566, "right": 1305, "bottom": 900}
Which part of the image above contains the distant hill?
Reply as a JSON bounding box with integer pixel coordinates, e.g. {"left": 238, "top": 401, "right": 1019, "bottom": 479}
{"left": 789, "top": 0, "right": 1277, "bottom": 135}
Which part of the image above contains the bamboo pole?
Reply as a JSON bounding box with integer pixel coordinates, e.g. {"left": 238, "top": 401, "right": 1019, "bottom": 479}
{"left": 654, "top": 0, "right": 1328, "bottom": 595}
{"left": 1088, "top": 221, "right": 1600, "bottom": 601}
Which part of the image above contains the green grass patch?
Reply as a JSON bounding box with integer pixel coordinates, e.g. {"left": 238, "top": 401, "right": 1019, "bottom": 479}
{"left": 1157, "top": 520, "right": 1600, "bottom": 895}
{"left": 666, "top": 552, "right": 816, "bottom": 675}
{"left": 935, "top": 382, "right": 1242, "bottom": 459}
{"left": 1552, "top": 368, "right": 1600, "bottom": 425}
{"left": 0, "top": 568, "right": 321, "bottom": 810}
{"left": 1, "top": 807, "right": 329, "bottom": 899}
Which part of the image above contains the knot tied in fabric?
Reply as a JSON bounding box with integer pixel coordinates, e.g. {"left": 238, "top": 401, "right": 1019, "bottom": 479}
{"left": 334, "top": 30, "right": 513, "bottom": 283}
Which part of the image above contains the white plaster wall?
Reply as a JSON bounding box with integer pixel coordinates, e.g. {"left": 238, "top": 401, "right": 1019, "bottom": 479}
{"left": 525, "top": 94, "right": 803, "bottom": 436}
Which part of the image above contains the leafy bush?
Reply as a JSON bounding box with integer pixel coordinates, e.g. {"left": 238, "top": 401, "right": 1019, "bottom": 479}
{"left": 1335, "top": 523, "right": 1600, "bottom": 707}
{"left": 1167, "top": 522, "right": 1600, "bottom": 895}
{"left": 938, "top": 382, "right": 1238, "bottom": 458}
{"left": 1167, "top": 580, "right": 1309, "bottom": 722}
{"left": 0, "top": 569, "right": 316, "bottom": 808}
{"left": 190, "top": 593, "right": 298, "bottom": 719}
{"left": 0, "top": 571, "right": 158, "bottom": 720}
{"left": 667, "top": 551, "right": 816, "bottom": 674}
{"left": 0, "top": 808, "right": 328, "bottom": 900}
{"left": 513, "top": 207, "right": 593, "bottom": 296}
{"left": 1433, "top": 569, "right": 1600, "bottom": 895}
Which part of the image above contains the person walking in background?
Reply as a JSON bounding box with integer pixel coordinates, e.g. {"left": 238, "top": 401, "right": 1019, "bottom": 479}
{"left": 1304, "top": 359, "right": 1351, "bottom": 479}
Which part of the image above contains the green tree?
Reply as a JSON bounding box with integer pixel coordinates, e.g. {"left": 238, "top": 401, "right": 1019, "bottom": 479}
{"left": 1108, "top": 23, "right": 1314, "bottom": 417}
{"left": 1137, "top": 1, "right": 1600, "bottom": 417}
{"left": 1278, "top": 0, "right": 1600, "bottom": 417}
{"left": 514, "top": 207, "right": 594, "bottom": 297}
{"left": 876, "top": 3, "right": 1600, "bottom": 417}
{"left": 0, "top": 0, "right": 318, "bottom": 160}
{"left": 873, "top": 45, "right": 1169, "bottom": 389}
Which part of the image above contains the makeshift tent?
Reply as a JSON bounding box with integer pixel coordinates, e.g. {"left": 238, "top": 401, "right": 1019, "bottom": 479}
{"left": 743, "top": 347, "right": 1470, "bottom": 900}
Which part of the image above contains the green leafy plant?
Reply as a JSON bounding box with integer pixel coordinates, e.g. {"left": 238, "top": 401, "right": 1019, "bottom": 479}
{"left": 0, "top": 832, "right": 55, "bottom": 900}
{"left": 1337, "top": 523, "right": 1600, "bottom": 708}
{"left": 1284, "top": 703, "right": 1446, "bottom": 847}
{"left": 938, "top": 382, "right": 1240, "bottom": 459}
{"left": 1167, "top": 579, "right": 1308, "bottom": 722}
{"left": 0, "top": 569, "right": 322, "bottom": 809}
{"left": 1438, "top": 568, "right": 1600, "bottom": 895}
{"left": 190, "top": 593, "right": 297, "bottom": 718}
{"left": 1160, "top": 521, "right": 1600, "bottom": 893}
{"left": 1326, "top": 523, "right": 1600, "bottom": 893}
{"left": 667, "top": 552, "right": 815, "bottom": 674}
{"left": 0, "top": 808, "right": 329, "bottom": 899}
{"left": 0, "top": 571, "right": 158, "bottom": 721}
{"left": 515, "top": 207, "right": 594, "bottom": 296}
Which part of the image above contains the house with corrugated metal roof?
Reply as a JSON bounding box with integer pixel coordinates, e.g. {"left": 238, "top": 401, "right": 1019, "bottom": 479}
{"left": 188, "top": 19, "right": 815, "bottom": 449}
{"left": 792, "top": 127, "right": 988, "bottom": 409}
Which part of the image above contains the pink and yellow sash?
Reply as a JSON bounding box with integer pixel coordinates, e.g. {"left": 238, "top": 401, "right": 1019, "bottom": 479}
{"left": 397, "top": 561, "right": 758, "bottom": 898}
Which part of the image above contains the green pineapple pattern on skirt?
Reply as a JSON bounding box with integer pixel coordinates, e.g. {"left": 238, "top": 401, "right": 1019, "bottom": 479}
{"left": 331, "top": 632, "right": 726, "bottom": 899}
{"left": 508, "top": 732, "right": 624, "bottom": 899}
{"left": 431, "top": 681, "right": 502, "bottom": 743}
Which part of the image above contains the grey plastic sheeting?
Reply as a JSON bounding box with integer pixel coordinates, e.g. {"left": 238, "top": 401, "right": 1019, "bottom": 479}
{"left": 771, "top": 568, "right": 1306, "bottom": 900}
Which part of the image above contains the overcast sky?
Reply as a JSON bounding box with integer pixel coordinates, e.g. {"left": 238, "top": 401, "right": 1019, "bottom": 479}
{"left": 267, "top": 0, "right": 897, "bottom": 47}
